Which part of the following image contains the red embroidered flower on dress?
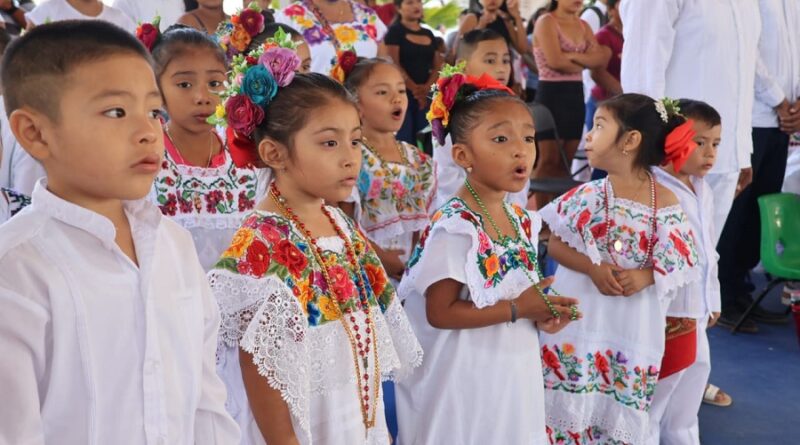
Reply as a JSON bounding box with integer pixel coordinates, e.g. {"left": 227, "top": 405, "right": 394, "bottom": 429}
{"left": 576, "top": 209, "right": 592, "bottom": 233}
{"left": 328, "top": 265, "right": 356, "bottom": 304}
{"left": 669, "top": 232, "right": 693, "bottom": 266}
{"left": 521, "top": 216, "right": 532, "bottom": 239}
{"left": 245, "top": 239, "right": 270, "bottom": 276}
{"left": 273, "top": 239, "right": 308, "bottom": 276}
{"left": 590, "top": 222, "right": 608, "bottom": 239}
{"left": 365, "top": 263, "right": 387, "bottom": 297}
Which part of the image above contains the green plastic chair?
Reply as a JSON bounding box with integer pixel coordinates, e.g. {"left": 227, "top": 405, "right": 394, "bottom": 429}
{"left": 733, "top": 193, "right": 800, "bottom": 333}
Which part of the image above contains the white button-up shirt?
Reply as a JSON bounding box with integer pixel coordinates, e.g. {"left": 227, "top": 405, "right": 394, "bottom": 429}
{"left": 0, "top": 180, "right": 240, "bottom": 445}
{"left": 654, "top": 168, "right": 721, "bottom": 318}
{"left": 620, "top": 0, "right": 761, "bottom": 174}
{"left": 752, "top": 0, "right": 800, "bottom": 128}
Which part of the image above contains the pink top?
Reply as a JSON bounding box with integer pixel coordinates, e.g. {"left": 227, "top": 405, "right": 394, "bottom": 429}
{"left": 533, "top": 14, "right": 589, "bottom": 82}
{"left": 163, "top": 130, "right": 228, "bottom": 168}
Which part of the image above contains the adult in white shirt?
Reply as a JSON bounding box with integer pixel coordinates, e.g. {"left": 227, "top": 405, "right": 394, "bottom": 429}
{"left": 112, "top": 0, "right": 185, "bottom": 29}
{"left": 716, "top": 0, "right": 800, "bottom": 329}
{"left": 26, "top": 0, "right": 136, "bottom": 33}
{"left": 619, "top": 0, "right": 761, "bottom": 244}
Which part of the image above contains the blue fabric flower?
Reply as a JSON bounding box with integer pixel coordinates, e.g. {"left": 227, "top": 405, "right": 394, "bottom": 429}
{"left": 241, "top": 65, "right": 278, "bottom": 108}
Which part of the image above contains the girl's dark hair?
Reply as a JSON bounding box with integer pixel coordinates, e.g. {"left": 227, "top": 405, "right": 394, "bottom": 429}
{"left": 151, "top": 24, "right": 227, "bottom": 81}
{"left": 253, "top": 73, "right": 357, "bottom": 154}
{"left": 599, "top": 93, "right": 688, "bottom": 170}
{"left": 548, "top": 0, "right": 558, "bottom": 12}
{"left": 607, "top": 0, "right": 620, "bottom": 9}
{"left": 676, "top": 98, "right": 722, "bottom": 127}
{"left": 344, "top": 57, "right": 398, "bottom": 95}
{"left": 184, "top": 0, "right": 198, "bottom": 12}
{"left": 449, "top": 88, "right": 530, "bottom": 144}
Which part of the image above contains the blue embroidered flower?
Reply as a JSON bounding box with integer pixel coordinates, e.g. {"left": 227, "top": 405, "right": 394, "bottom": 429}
{"left": 357, "top": 168, "right": 371, "bottom": 196}
{"left": 241, "top": 65, "right": 278, "bottom": 108}
{"left": 307, "top": 301, "right": 321, "bottom": 326}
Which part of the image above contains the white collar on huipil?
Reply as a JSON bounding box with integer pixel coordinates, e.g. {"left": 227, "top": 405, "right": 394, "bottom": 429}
{"left": 0, "top": 179, "right": 240, "bottom": 445}
{"left": 620, "top": 0, "right": 762, "bottom": 174}
{"left": 752, "top": 0, "right": 800, "bottom": 128}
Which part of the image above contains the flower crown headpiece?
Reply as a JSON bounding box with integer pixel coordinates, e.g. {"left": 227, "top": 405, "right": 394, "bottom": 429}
{"left": 330, "top": 47, "right": 358, "bottom": 84}
{"left": 208, "top": 27, "right": 302, "bottom": 168}
{"left": 135, "top": 16, "right": 161, "bottom": 52}
{"left": 656, "top": 97, "right": 698, "bottom": 172}
{"left": 427, "top": 62, "right": 514, "bottom": 145}
{"left": 216, "top": 2, "right": 267, "bottom": 59}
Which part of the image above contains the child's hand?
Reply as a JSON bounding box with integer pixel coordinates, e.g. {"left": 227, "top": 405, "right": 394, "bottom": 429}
{"left": 615, "top": 268, "right": 655, "bottom": 296}
{"left": 589, "top": 263, "right": 624, "bottom": 296}
{"left": 708, "top": 311, "right": 721, "bottom": 328}
{"left": 517, "top": 279, "right": 581, "bottom": 323}
{"left": 382, "top": 249, "right": 406, "bottom": 280}
{"left": 537, "top": 316, "right": 573, "bottom": 334}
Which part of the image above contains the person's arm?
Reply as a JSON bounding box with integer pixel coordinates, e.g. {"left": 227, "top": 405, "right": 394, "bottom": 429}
{"left": 0, "top": 1, "right": 26, "bottom": 28}
{"left": 590, "top": 36, "right": 621, "bottom": 95}
{"left": 0, "top": 287, "right": 48, "bottom": 443}
{"left": 240, "top": 349, "right": 300, "bottom": 445}
{"left": 619, "top": 0, "right": 681, "bottom": 98}
{"left": 532, "top": 15, "right": 583, "bottom": 73}
{"left": 567, "top": 22, "right": 610, "bottom": 69}
{"left": 194, "top": 279, "right": 242, "bottom": 444}
{"left": 502, "top": 0, "right": 528, "bottom": 55}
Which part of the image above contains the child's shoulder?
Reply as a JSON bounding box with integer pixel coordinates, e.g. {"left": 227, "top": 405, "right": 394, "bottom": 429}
{"left": 430, "top": 197, "right": 481, "bottom": 228}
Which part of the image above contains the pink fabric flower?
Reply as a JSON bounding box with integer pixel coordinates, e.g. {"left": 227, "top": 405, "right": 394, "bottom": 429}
{"left": 259, "top": 47, "right": 301, "bottom": 87}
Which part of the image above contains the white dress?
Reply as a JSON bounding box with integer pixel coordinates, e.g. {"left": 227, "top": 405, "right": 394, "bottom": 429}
{"left": 209, "top": 208, "right": 422, "bottom": 445}
{"left": 395, "top": 198, "right": 548, "bottom": 445}
{"left": 26, "top": 0, "right": 137, "bottom": 32}
{"left": 150, "top": 136, "right": 265, "bottom": 271}
{"left": 356, "top": 141, "right": 436, "bottom": 265}
{"left": 537, "top": 179, "right": 701, "bottom": 445}
{"left": 432, "top": 134, "right": 529, "bottom": 211}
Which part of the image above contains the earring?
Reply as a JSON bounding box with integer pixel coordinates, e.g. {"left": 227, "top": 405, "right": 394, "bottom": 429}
{"left": 466, "top": 166, "right": 473, "bottom": 173}
{"left": 622, "top": 149, "right": 629, "bottom": 156}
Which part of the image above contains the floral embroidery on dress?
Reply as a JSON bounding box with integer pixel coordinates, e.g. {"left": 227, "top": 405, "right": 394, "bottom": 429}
{"left": 408, "top": 198, "right": 538, "bottom": 289}
{"left": 281, "top": 1, "right": 380, "bottom": 50}
{"left": 214, "top": 210, "right": 394, "bottom": 327}
{"left": 542, "top": 343, "right": 659, "bottom": 412}
{"left": 152, "top": 148, "right": 258, "bottom": 218}
{"left": 1, "top": 188, "right": 31, "bottom": 217}
{"left": 546, "top": 425, "right": 626, "bottom": 445}
{"left": 357, "top": 142, "right": 436, "bottom": 237}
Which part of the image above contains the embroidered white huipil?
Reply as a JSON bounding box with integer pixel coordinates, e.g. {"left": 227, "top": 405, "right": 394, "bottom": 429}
{"left": 395, "top": 198, "right": 548, "bottom": 445}
{"left": 0, "top": 180, "right": 240, "bottom": 445}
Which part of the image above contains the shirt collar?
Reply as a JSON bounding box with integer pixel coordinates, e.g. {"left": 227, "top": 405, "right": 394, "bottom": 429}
{"left": 31, "top": 178, "right": 162, "bottom": 250}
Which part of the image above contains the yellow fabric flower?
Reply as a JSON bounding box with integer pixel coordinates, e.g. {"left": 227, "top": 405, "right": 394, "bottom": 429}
{"left": 426, "top": 95, "right": 449, "bottom": 127}
{"left": 223, "top": 229, "right": 255, "bottom": 258}
{"left": 215, "top": 104, "right": 225, "bottom": 119}
{"left": 334, "top": 26, "right": 358, "bottom": 45}
{"left": 318, "top": 296, "right": 340, "bottom": 321}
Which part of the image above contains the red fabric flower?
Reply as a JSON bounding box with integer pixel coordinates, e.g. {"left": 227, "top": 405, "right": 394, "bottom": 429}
{"left": 226, "top": 127, "right": 262, "bottom": 169}
{"left": 328, "top": 265, "right": 356, "bottom": 304}
{"left": 339, "top": 50, "right": 358, "bottom": 76}
{"left": 239, "top": 8, "right": 265, "bottom": 37}
{"left": 662, "top": 119, "right": 698, "bottom": 172}
{"left": 273, "top": 239, "right": 308, "bottom": 276}
{"left": 225, "top": 94, "right": 265, "bottom": 136}
{"left": 136, "top": 22, "right": 159, "bottom": 51}
{"left": 576, "top": 209, "right": 592, "bottom": 233}
{"left": 465, "top": 73, "right": 514, "bottom": 95}
{"left": 245, "top": 239, "right": 270, "bottom": 276}
{"left": 438, "top": 73, "right": 466, "bottom": 109}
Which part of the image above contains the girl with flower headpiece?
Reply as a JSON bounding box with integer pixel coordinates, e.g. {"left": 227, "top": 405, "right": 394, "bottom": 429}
{"left": 342, "top": 58, "right": 436, "bottom": 285}
{"left": 207, "top": 38, "right": 422, "bottom": 444}
{"left": 142, "top": 23, "right": 264, "bottom": 271}
{"left": 537, "top": 94, "right": 702, "bottom": 444}
{"left": 394, "top": 66, "right": 581, "bottom": 445}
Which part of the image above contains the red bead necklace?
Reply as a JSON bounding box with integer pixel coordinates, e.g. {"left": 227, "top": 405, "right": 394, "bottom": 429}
{"left": 269, "top": 182, "right": 381, "bottom": 431}
{"left": 603, "top": 173, "right": 658, "bottom": 270}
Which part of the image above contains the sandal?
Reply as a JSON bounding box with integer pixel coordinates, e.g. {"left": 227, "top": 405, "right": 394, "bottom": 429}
{"left": 702, "top": 383, "right": 733, "bottom": 407}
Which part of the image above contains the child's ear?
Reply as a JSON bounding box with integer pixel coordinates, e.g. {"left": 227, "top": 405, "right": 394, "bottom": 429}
{"left": 258, "top": 138, "right": 289, "bottom": 171}
{"left": 622, "top": 129, "right": 642, "bottom": 154}
{"left": 452, "top": 142, "right": 473, "bottom": 170}
{"left": 7, "top": 108, "right": 54, "bottom": 162}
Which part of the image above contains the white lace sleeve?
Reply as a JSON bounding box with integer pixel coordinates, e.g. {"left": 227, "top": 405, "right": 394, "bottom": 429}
{"left": 379, "top": 298, "right": 423, "bottom": 382}
{"left": 539, "top": 182, "right": 604, "bottom": 265}
{"left": 208, "top": 270, "right": 313, "bottom": 444}
{"left": 651, "top": 211, "right": 702, "bottom": 303}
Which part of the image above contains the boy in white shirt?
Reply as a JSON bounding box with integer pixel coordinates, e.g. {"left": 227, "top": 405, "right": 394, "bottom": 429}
{"left": 650, "top": 99, "right": 723, "bottom": 445}
{"left": 0, "top": 21, "right": 239, "bottom": 444}
{"left": 26, "top": 0, "right": 136, "bottom": 33}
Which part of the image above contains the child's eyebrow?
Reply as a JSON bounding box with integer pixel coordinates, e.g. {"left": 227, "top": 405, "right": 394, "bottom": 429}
{"left": 171, "top": 70, "right": 198, "bottom": 77}
{"left": 487, "top": 120, "right": 512, "bottom": 130}
{"left": 91, "top": 89, "right": 161, "bottom": 101}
